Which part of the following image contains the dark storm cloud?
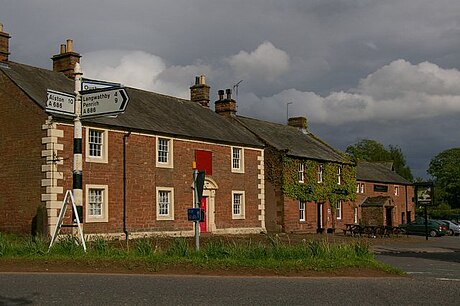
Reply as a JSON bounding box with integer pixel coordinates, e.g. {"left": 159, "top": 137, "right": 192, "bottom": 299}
{"left": 1, "top": 0, "right": 460, "bottom": 178}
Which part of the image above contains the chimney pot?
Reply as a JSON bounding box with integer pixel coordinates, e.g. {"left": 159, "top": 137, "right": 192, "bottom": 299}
{"left": 199, "top": 75, "right": 206, "bottom": 84}
{"left": 60, "top": 44, "right": 66, "bottom": 54}
{"left": 218, "top": 90, "right": 225, "bottom": 100}
{"left": 226, "top": 88, "right": 232, "bottom": 100}
{"left": 66, "top": 39, "right": 73, "bottom": 52}
{"left": 195, "top": 76, "right": 200, "bottom": 85}
{"left": 0, "top": 23, "right": 3, "bottom": 32}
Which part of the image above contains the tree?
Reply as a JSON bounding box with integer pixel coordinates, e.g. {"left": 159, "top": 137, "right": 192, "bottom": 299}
{"left": 346, "top": 139, "right": 413, "bottom": 181}
{"left": 428, "top": 148, "right": 460, "bottom": 209}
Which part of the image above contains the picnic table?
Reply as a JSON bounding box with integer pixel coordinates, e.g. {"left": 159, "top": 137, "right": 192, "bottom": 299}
{"left": 343, "top": 224, "right": 406, "bottom": 237}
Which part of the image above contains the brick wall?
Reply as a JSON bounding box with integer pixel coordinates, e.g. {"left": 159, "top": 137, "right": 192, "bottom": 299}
{"left": 356, "top": 181, "right": 415, "bottom": 226}
{"left": 0, "top": 71, "right": 47, "bottom": 233}
{"left": 53, "top": 124, "right": 264, "bottom": 236}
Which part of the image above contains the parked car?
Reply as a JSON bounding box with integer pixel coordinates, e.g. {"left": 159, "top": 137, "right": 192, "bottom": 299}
{"left": 400, "top": 219, "right": 447, "bottom": 237}
{"left": 439, "top": 220, "right": 460, "bottom": 236}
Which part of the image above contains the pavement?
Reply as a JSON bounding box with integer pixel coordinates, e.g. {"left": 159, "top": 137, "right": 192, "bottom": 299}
{"left": 373, "top": 235, "right": 460, "bottom": 280}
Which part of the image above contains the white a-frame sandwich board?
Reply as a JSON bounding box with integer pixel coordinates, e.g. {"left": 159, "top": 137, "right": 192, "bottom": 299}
{"left": 48, "top": 190, "right": 87, "bottom": 252}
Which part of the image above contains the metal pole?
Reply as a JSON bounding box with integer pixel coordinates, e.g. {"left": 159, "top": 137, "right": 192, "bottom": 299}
{"left": 193, "top": 169, "right": 200, "bottom": 251}
{"left": 73, "top": 63, "right": 83, "bottom": 229}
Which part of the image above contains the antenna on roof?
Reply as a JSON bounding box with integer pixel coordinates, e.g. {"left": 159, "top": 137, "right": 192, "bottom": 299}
{"left": 233, "top": 80, "right": 243, "bottom": 98}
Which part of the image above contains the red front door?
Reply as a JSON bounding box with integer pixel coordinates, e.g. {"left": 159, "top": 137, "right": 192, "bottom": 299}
{"left": 200, "top": 197, "right": 207, "bottom": 233}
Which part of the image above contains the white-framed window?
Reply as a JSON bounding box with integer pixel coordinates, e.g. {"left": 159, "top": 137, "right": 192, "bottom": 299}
{"left": 85, "top": 184, "right": 108, "bottom": 222}
{"left": 298, "top": 162, "right": 305, "bottom": 183}
{"left": 357, "top": 183, "right": 365, "bottom": 194}
{"left": 86, "top": 128, "right": 108, "bottom": 163}
{"left": 156, "top": 187, "right": 174, "bottom": 220}
{"left": 156, "top": 137, "right": 173, "bottom": 168}
{"left": 354, "top": 207, "right": 358, "bottom": 224}
{"left": 317, "top": 164, "right": 323, "bottom": 183}
{"left": 336, "top": 200, "right": 342, "bottom": 220}
{"left": 394, "top": 185, "right": 399, "bottom": 196}
{"left": 337, "top": 166, "right": 342, "bottom": 185}
{"left": 232, "top": 191, "right": 245, "bottom": 219}
{"left": 231, "top": 147, "right": 244, "bottom": 173}
{"left": 299, "top": 200, "right": 306, "bottom": 221}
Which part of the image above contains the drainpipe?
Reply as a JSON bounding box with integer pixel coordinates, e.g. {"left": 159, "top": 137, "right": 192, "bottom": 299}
{"left": 123, "top": 132, "right": 131, "bottom": 244}
{"left": 405, "top": 185, "right": 408, "bottom": 224}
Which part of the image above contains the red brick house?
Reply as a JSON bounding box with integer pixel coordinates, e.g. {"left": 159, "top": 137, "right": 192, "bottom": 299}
{"left": 356, "top": 161, "right": 415, "bottom": 226}
{"left": 0, "top": 27, "right": 265, "bottom": 237}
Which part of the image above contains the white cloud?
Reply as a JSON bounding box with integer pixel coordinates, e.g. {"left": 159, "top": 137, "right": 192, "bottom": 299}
{"left": 239, "top": 59, "right": 460, "bottom": 125}
{"left": 226, "top": 41, "right": 290, "bottom": 83}
{"left": 81, "top": 50, "right": 212, "bottom": 99}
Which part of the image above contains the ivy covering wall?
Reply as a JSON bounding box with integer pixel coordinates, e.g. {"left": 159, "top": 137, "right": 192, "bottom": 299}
{"left": 282, "top": 156, "right": 357, "bottom": 207}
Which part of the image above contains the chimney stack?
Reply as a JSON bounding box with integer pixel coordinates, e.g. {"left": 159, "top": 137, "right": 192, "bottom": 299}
{"left": 51, "top": 39, "right": 81, "bottom": 78}
{"left": 288, "top": 116, "right": 308, "bottom": 134}
{"left": 0, "top": 23, "right": 11, "bottom": 62}
{"left": 215, "top": 88, "right": 237, "bottom": 117}
{"left": 190, "top": 75, "right": 210, "bottom": 107}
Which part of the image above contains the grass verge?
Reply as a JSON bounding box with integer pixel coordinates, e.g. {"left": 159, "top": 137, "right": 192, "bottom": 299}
{"left": 0, "top": 233, "right": 402, "bottom": 276}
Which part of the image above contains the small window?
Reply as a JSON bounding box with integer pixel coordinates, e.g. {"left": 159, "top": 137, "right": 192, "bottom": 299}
{"left": 156, "top": 137, "right": 173, "bottom": 168}
{"left": 354, "top": 207, "right": 358, "bottom": 224}
{"left": 85, "top": 184, "right": 108, "bottom": 222}
{"left": 86, "top": 128, "right": 108, "bottom": 163}
{"left": 232, "top": 191, "right": 245, "bottom": 219}
{"left": 356, "top": 183, "right": 360, "bottom": 193}
{"left": 299, "top": 200, "right": 306, "bottom": 221}
{"left": 298, "top": 163, "right": 305, "bottom": 183}
{"left": 394, "top": 185, "right": 399, "bottom": 196}
{"left": 336, "top": 201, "right": 342, "bottom": 220}
{"left": 360, "top": 183, "right": 365, "bottom": 194}
{"left": 156, "top": 187, "right": 174, "bottom": 220}
{"left": 317, "top": 164, "right": 323, "bottom": 183}
{"left": 231, "top": 147, "right": 244, "bottom": 173}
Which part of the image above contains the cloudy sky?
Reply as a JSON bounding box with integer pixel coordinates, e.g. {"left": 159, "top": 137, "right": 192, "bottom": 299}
{"left": 2, "top": 0, "right": 460, "bottom": 178}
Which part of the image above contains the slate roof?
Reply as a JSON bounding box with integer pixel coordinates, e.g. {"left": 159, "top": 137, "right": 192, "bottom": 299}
{"left": 361, "top": 196, "right": 392, "bottom": 207}
{"left": 0, "top": 61, "right": 263, "bottom": 148}
{"left": 236, "top": 116, "right": 351, "bottom": 164}
{"left": 357, "top": 161, "right": 411, "bottom": 185}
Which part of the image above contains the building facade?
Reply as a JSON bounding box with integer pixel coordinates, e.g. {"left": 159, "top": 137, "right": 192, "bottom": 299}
{"left": 0, "top": 27, "right": 265, "bottom": 237}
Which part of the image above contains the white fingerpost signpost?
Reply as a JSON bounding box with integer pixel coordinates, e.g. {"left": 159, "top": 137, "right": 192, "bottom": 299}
{"left": 46, "top": 65, "right": 129, "bottom": 252}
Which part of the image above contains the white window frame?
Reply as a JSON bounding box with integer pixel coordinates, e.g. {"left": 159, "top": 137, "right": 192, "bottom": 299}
{"left": 232, "top": 191, "right": 245, "bottom": 219}
{"left": 360, "top": 183, "right": 365, "bottom": 194}
{"left": 299, "top": 200, "right": 306, "bottom": 221}
{"left": 156, "top": 187, "right": 174, "bottom": 220}
{"left": 156, "top": 137, "right": 173, "bottom": 168}
{"left": 354, "top": 207, "right": 358, "bottom": 224}
{"left": 298, "top": 162, "right": 305, "bottom": 183}
{"left": 85, "top": 184, "right": 108, "bottom": 223}
{"left": 317, "top": 164, "right": 323, "bottom": 183}
{"left": 336, "top": 200, "right": 342, "bottom": 220}
{"left": 231, "top": 147, "right": 244, "bottom": 173}
{"left": 356, "top": 183, "right": 360, "bottom": 193}
{"left": 394, "top": 185, "right": 399, "bottom": 196}
{"left": 85, "top": 128, "right": 108, "bottom": 163}
{"left": 337, "top": 166, "right": 342, "bottom": 185}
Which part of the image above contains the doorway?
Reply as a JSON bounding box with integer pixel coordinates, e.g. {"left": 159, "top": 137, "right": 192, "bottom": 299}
{"left": 385, "top": 207, "right": 393, "bottom": 226}
{"left": 317, "top": 202, "right": 324, "bottom": 233}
